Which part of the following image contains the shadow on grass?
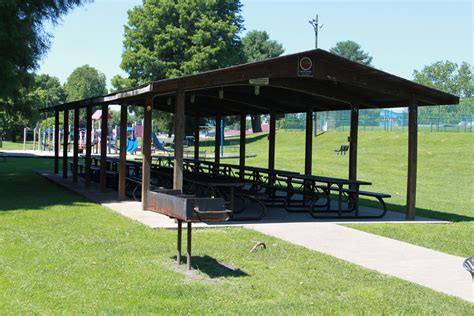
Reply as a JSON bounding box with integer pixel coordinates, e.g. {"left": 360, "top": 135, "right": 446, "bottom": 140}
{"left": 174, "top": 255, "right": 248, "bottom": 278}
{"left": 0, "top": 157, "right": 86, "bottom": 212}
{"left": 357, "top": 196, "right": 474, "bottom": 223}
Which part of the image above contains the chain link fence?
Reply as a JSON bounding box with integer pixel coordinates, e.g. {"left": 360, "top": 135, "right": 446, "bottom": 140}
{"left": 277, "top": 108, "right": 474, "bottom": 133}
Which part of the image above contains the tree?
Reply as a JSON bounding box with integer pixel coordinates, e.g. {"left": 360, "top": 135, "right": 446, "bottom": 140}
{"left": 115, "top": 0, "right": 244, "bottom": 87}
{"left": 0, "top": 0, "right": 88, "bottom": 100}
{"left": 33, "top": 74, "right": 66, "bottom": 123}
{"left": 0, "top": 74, "right": 66, "bottom": 140}
{"left": 0, "top": 86, "right": 38, "bottom": 141}
{"left": 64, "top": 65, "right": 108, "bottom": 102}
{"left": 113, "top": 0, "right": 244, "bottom": 135}
{"left": 241, "top": 30, "right": 284, "bottom": 132}
{"left": 413, "top": 61, "right": 473, "bottom": 125}
{"left": 329, "top": 40, "right": 373, "bottom": 66}
{"left": 413, "top": 61, "right": 473, "bottom": 98}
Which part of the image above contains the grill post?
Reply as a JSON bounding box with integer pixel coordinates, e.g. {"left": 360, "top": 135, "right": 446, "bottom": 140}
{"left": 177, "top": 220, "right": 182, "bottom": 264}
{"left": 187, "top": 222, "right": 192, "bottom": 270}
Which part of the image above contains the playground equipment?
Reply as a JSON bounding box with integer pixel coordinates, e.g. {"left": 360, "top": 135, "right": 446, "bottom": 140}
{"left": 152, "top": 133, "right": 169, "bottom": 152}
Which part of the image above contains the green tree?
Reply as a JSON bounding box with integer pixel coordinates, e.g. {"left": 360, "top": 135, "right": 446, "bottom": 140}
{"left": 242, "top": 30, "right": 284, "bottom": 62}
{"left": 34, "top": 74, "right": 66, "bottom": 106}
{"left": 64, "top": 65, "right": 108, "bottom": 102}
{"left": 0, "top": 87, "right": 39, "bottom": 141}
{"left": 0, "top": 74, "right": 66, "bottom": 140}
{"left": 33, "top": 74, "right": 67, "bottom": 124}
{"left": 413, "top": 61, "right": 473, "bottom": 98}
{"left": 413, "top": 61, "right": 473, "bottom": 125}
{"left": 0, "top": 0, "right": 88, "bottom": 100}
{"left": 242, "top": 30, "right": 284, "bottom": 132}
{"left": 329, "top": 40, "right": 373, "bottom": 66}
{"left": 113, "top": 0, "right": 244, "bottom": 135}
{"left": 114, "top": 0, "right": 244, "bottom": 87}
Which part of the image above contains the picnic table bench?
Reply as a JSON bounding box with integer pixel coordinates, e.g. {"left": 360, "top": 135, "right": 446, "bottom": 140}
{"left": 335, "top": 145, "right": 349, "bottom": 155}
{"left": 273, "top": 172, "right": 389, "bottom": 219}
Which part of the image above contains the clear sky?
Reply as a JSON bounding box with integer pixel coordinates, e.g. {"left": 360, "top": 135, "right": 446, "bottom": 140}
{"left": 39, "top": 0, "right": 473, "bottom": 89}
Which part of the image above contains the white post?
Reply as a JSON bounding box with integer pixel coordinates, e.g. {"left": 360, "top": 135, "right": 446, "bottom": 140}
{"left": 23, "top": 128, "right": 27, "bottom": 150}
{"left": 33, "top": 128, "right": 37, "bottom": 151}
{"left": 38, "top": 128, "right": 42, "bottom": 152}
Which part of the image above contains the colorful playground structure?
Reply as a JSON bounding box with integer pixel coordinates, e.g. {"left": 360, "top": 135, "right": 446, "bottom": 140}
{"left": 22, "top": 109, "right": 170, "bottom": 156}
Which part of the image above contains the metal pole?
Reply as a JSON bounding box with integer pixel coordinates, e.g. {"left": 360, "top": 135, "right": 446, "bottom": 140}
{"left": 309, "top": 14, "right": 322, "bottom": 49}
{"left": 186, "top": 222, "right": 192, "bottom": 270}
{"left": 23, "top": 128, "right": 27, "bottom": 150}
{"left": 33, "top": 128, "right": 37, "bottom": 151}
{"left": 177, "top": 220, "right": 182, "bottom": 264}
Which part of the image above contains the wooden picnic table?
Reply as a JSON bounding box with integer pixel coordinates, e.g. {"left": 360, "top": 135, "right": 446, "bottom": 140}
{"left": 274, "top": 172, "right": 371, "bottom": 216}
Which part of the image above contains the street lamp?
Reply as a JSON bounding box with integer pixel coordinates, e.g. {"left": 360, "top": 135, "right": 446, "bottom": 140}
{"left": 309, "top": 14, "right": 323, "bottom": 49}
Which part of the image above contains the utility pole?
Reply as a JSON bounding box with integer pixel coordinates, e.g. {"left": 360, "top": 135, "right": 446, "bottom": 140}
{"left": 309, "top": 14, "right": 323, "bottom": 135}
{"left": 309, "top": 14, "right": 323, "bottom": 49}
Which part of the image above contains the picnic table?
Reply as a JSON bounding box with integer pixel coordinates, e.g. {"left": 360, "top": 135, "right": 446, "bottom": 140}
{"left": 81, "top": 155, "right": 390, "bottom": 220}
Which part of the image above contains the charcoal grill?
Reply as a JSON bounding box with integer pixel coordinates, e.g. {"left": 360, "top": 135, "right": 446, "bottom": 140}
{"left": 147, "top": 189, "right": 231, "bottom": 270}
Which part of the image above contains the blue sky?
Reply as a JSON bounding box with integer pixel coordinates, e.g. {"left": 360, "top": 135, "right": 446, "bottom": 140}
{"left": 39, "top": 0, "right": 473, "bottom": 88}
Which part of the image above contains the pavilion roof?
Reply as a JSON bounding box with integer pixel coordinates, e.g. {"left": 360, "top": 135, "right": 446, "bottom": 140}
{"left": 40, "top": 49, "right": 459, "bottom": 116}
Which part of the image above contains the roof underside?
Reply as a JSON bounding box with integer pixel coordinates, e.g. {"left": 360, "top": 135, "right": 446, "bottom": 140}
{"left": 41, "top": 49, "right": 459, "bottom": 116}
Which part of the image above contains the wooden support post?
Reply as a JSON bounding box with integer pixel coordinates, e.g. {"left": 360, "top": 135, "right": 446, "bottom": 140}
{"left": 349, "top": 105, "right": 359, "bottom": 181}
{"left": 186, "top": 222, "right": 192, "bottom": 271}
{"left": 174, "top": 87, "right": 185, "bottom": 191}
{"left": 268, "top": 112, "right": 276, "bottom": 172}
{"left": 406, "top": 98, "right": 418, "bottom": 220}
{"left": 215, "top": 113, "right": 222, "bottom": 166}
{"left": 118, "top": 104, "right": 128, "bottom": 200}
{"left": 194, "top": 116, "right": 200, "bottom": 160}
{"left": 100, "top": 104, "right": 108, "bottom": 192}
{"left": 305, "top": 108, "right": 313, "bottom": 175}
{"left": 239, "top": 113, "right": 246, "bottom": 180}
{"left": 54, "top": 110, "right": 59, "bottom": 174}
{"left": 141, "top": 97, "right": 152, "bottom": 209}
{"left": 72, "top": 108, "right": 79, "bottom": 183}
{"left": 85, "top": 105, "right": 92, "bottom": 186}
{"left": 63, "top": 110, "right": 69, "bottom": 178}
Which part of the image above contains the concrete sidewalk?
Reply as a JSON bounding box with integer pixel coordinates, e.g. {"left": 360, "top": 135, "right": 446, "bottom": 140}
{"left": 38, "top": 171, "right": 473, "bottom": 303}
{"left": 248, "top": 222, "right": 473, "bottom": 303}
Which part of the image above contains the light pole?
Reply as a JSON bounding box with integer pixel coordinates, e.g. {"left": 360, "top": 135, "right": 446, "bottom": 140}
{"left": 309, "top": 14, "right": 323, "bottom": 49}
{"left": 309, "top": 14, "right": 323, "bottom": 135}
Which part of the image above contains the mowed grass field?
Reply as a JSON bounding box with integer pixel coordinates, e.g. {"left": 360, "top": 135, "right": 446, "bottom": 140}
{"left": 1, "top": 141, "right": 35, "bottom": 150}
{"left": 200, "top": 131, "right": 474, "bottom": 257}
{"left": 0, "top": 158, "right": 473, "bottom": 313}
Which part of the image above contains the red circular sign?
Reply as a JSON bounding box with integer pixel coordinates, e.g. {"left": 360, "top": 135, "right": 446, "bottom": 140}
{"left": 299, "top": 57, "right": 312, "bottom": 71}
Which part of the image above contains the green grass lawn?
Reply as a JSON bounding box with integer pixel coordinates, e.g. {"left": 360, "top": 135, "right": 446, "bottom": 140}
{"left": 0, "top": 158, "right": 472, "bottom": 313}
{"left": 0, "top": 141, "right": 35, "bottom": 150}
{"left": 198, "top": 131, "right": 474, "bottom": 257}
